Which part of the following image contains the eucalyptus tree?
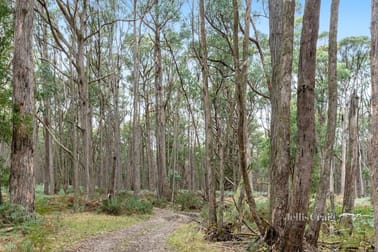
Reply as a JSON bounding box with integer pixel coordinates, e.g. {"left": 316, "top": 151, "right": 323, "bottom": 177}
{"left": 341, "top": 92, "right": 359, "bottom": 232}
{"left": 268, "top": 0, "right": 295, "bottom": 240}
{"left": 89, "top": 0, "right": 126, "bottom": 196}
{"left": 283, "top": 0, "right": 321, "bottom": 250}
{"left": 142, "top": 0, "right": 181, "bottom": 198}
{"left": 138, "top": 34, "right": 157, "bottom": 191}
{"left": 37, "top": 0, "right": 94, "bottom": 198}
{"left": 205, "top": 0, "right": 239, "bottom": 193}
{"left": 10, "top": 0, "right": 35, "bottom": 212}
{"left": 198, "top": 0, "right": 217, "bottom": 226}
{"left": 132, "top": 0, "right": 142, "bottom": 196}
{"left": 34, "top": 9, "right": 56, "bottom": 195}
{"left": 337, "top": 36, "right": 370, "bottom": 198}
{"left": 306, "top": 0, "right": 339, "bottom": 246}
{"left": 370, "top": 0, "right": 378, "bottom": 248}
{"left": 236, "top": 0, "right": 266, "bottom": 235}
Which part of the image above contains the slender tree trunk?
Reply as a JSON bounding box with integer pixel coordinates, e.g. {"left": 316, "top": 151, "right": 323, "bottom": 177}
{"left": 330, "top": 158, "right": 336, "bottom": 214}
{"left": 73, "top": 113, "right": 79, "bottom": 211}
{"left": 199, "top": 0, "right": 217, "bottom": 226}
{"left": 213, "top": 94, "right": 224, "bottom": 227}
{"left": 216, "top": 119, "right": 225, "bottom": 228}
{"left": 132, "top": 0, "right": 141, "bottom": 196}
{"left": 191, "top": 129, "right": 197, "bottom": 191}
{"left": 99, "top": 96, "right": 106, "bottom": 189}
{"left": 145, "top": 93, "right": 155, "bottom": 191}
{"left": 113, "top": 64, "right": 122, "bottom": 193}
{"left": 268, "top": 0, "right": 295, "bottom": 239}
{"left": 341, "top": 108, "right": 348, "bottom": 195}
{"left": 78, "top": 38, "right": 91, "bottom": 200}
{"left": 283, "top": 0, "right": 321, "bottom": 250}
{"left": 356, "top": 146, "right": 364, "bottom": 197}
{"left": 359, "top": 146, "right": 365, "bottom": 197}
{"left": 234, "top": 0, "right": 265, "bottom": 235}
{"left": 306, "top": 0, "right": 339, "bottom": 246}
{"left": 10, "top": 0, "right": 35, "bottom": 213}
{"left": 341, "top": 93, "right": 359, "bottom": 232}
{"left": 154, "top": 0, "right": 168, "bottom": 199}
{"left": 369, "top": 0, "right": 378, "bottom": 247}
{"left": 171, "top": 111, "right": 179, "bottom": 202}
{"left": 41, "top": 21, "right": 55, "bottom": 195}
{"left": 43, "top": 103, "right": 55, "bottom": 195}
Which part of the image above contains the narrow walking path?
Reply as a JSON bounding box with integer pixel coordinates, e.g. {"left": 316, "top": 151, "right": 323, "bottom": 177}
{"left": 65, "top": 208, "right": 193, "bottom": 252}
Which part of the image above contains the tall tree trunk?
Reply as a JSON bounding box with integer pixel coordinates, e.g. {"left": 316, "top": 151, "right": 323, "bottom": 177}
{"left": 199, "top": 0, "right": 217, "bottom": 226}
{"left": 218, "top": 136, "right": 225, "bottom": 226}
{"left": 145, "top": 92, "right": 155, "bottom": 191}
{"left": 10, "top": 0, "right": 35, "bottom": 213}
{"left": 73, "top": 112, "right": 79, "bottom": 211}
{"left": 330, "top": 158, "right": 336, "bottom": 214}
{"left": 171, "top": 110, "right": 179, "bottom": 202}
{"left": 232, "top": 0, "right": 241, "bottom": 196}
{"left": 41, "top": 21, "right": 55, "bottom": 195}
{"left": 283, "top": 0, "right": 321, "bottom": 250}
{"left": 109, "top": 48, "right": 121, "bottom": 196}
{"left": 235, "top": 0, "right": 265, "bottom": 235}
{"left": 340, "top": 108, "right": 348, "bottom": 195}
{"left": 306, "top": 0, "right": 339, "bottom": 246}
{"left": 358, "top": 147, "right": 365, "bottom": 197}
{"left": 369, "top": 0, "right": 378, "bottom": 248}
{"left": 154, "top": 0, "right": 168, "bottom": 199}
{"left": 43, "top": 102, "right": 55, "bottom": 195}
{"left": 356, "top": 145, "right": 364, "bottom": 197}
{"left": 78, "top": 37, "right": 91, "bottom": 200}
{"left": 132, "top": 0, "right": 141, "bottom": 196}
{"left": 341, "top": 93, "right": 359, "bottom": 232}
{"left": 214, "top": 97, "right": 224, "bottom": 227}
{"left": 268, "top": 0, "right": 295, "bottom": 238}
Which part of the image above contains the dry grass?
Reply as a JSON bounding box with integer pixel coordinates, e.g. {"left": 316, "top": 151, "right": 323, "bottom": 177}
{"left": 0, "top": 211, "right": 148, "bottom": 252}
{"left": 168, "top": 223, "right": 241, "bottom": 252}
{"left": 48, "top": 212, "right": 148, "bottom": 251}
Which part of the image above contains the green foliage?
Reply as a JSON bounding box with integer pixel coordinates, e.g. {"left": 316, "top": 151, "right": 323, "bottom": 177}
{"left": 151, "top": 198, "right": 169, "bottom": 208}
{"left": 0, "top": 203, "right": 34, "bottom": 227}
{"left": 0, "top": 0, "right": 13, "bottom": 144}
{"left": 101, "top": 198, "right": 122, "bottom": 215}
{"left": 35, "top": 194, "right": 71, "bottom": 215}
{"left": 35, "top": 62, "right": 58, "bottom": 102}
{"left": 99, "top": 194, "right": 153, "bottom": 215}
{"left": 169, "top": 170, "right": 182, "bottom": 186}
{"left": 175, "top": 191, "right": 203, "bottom": 211}
{"left": 20, "top": 216, "right": 59, "bottom": 252}
{"left": 124, "top": 196, "right": 153, "bottom": 214}
{"left": 0, "top": 158, "right": 10, "bottom": 187}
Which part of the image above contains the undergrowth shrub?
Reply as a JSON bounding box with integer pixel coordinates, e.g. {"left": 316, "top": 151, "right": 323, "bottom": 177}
{"left": 175, "top": 191, "right": 203, "bottom": 211}
{"left": 0, "top": 202, "right": 59, "bottom": 251}
{"left": 124, "top": 196, "right": 153, "bottom": 214}
{"left": 0, "top": 203, "right": 33, "bottom": 227}
{"left": 151, "top": 198, "right": 169, "bottom": 208}
{"left": 20, "top": 216, "right": 59, "bottom": 251}
{"left": 99, "top": 194, "right": 153, "bottom": 215}
{"left": 101, "top": 198, "right": 122, "bottom": 215}
{"left": 35, "top": 195, "right": 71, "bottom": 214}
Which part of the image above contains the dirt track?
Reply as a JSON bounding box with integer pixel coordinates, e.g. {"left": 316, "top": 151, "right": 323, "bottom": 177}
{"left": 64, "top": 208, "right": 193, "bottom": 252}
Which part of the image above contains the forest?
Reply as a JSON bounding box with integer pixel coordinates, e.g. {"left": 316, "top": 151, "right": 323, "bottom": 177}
{"left": 1, "top": 0, "right": 378, "bottom": 251}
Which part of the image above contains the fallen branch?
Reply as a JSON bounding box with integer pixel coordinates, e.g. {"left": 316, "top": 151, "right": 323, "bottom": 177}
{"left": 0, "top": 226, "right": 14, "bottom": 233}
{"left": 231, "top": 194, "right": 258, "bottom": 235}
{"left": 35, "top": 114, "right": 73, "bottom": 158}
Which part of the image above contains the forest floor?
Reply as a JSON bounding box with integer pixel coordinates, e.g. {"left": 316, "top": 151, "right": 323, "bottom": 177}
{"left": 64, "top": 208, "right": 194, "bottom": 252}
{"left": 0, "top": 189, "right": 237, "bottom": 252}
{"left": 1, "top": 190, "right": 374, "bottom": 251}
